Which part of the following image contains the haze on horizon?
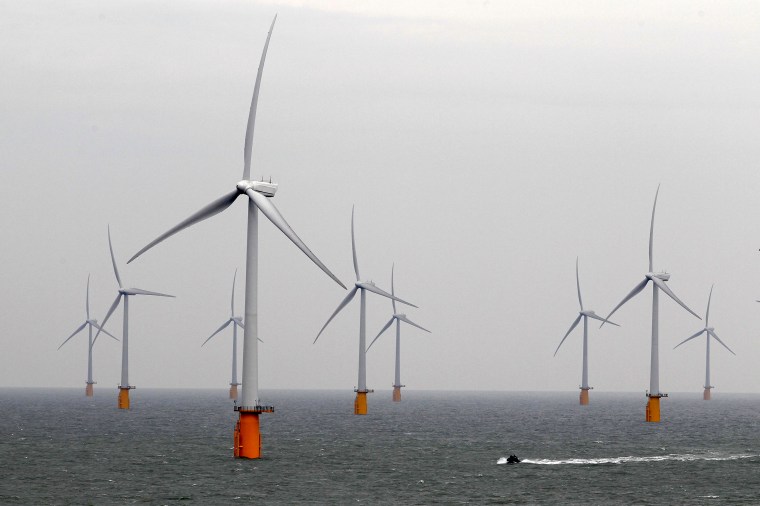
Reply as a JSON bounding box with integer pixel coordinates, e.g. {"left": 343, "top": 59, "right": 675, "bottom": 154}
{"left": 2, "top": 0, "right": 760, "bottom": 395}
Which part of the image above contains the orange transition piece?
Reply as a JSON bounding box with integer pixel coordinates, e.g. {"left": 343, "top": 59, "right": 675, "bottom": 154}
{"left": 233, "top": 406, "right": 273, "bottom": 459}
{"left": 645, "top": 395, "right": 662, "bottom": 422}
{"left": 229, "top": 384, "right": 238, "bottom": 400}
{"left": 85, "top": 383, "right": 94, "bottom": 397}
{"left": 354, "top": 391, "right": 368, "bottom": 415}
{"left": 579, "top": 388, "right": 590, "bottom": 405}
{"left": 392, "top": 386, "right": 401, "bottom": 402}
{"left": 703, "top": 388, "right": 712, "bottom": 401}
{"left": 118, "top": 387, "right": 131, "bottom": 410}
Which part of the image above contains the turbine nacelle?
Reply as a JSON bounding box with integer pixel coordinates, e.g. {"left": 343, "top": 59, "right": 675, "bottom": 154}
{"left": 706, "top": 326, "right": 715, "bottom": 332}
{"left": 647, "top": 272, "right": 671, "bottom": 281}
{"left": 393, "top": 313, "right": 406, "bottom": 319}
{"left": 236, "top": 179, "right": 278, "bottom": 197}
{"left": 580, "top": 310, "right": 598, "bottom": 317}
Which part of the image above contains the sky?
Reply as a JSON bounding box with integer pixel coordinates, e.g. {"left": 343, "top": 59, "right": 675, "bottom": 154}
{"left": 2, "top": 0, "right": 760, "bottom": 396}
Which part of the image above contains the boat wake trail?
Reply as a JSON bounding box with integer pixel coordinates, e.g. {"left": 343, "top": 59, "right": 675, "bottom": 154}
{"left": 497, "top": 453, "right": 757, "bottom": 465}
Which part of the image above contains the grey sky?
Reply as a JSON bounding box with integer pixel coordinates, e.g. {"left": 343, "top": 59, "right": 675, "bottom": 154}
{"left": 2, "top": 0, "right": 760, "bottom": 395}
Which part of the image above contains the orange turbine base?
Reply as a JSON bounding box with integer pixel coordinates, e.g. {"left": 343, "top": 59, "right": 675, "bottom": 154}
{"left": 392, "top": 387, "right": 401, "bottom": 402}
{"left": 354, "top": 392, "right": 368, "bottom": 415}
{"left": 579, "top": 389, "right": 589, "bottom": 405}
{"left": 703, "top": 388, "right": 711, "bottom": 400}
{"left": 229, "top": 384, "right": 238, "bottom": 400}
{"left": 118, "top": 388, "right": 130, "bottom": 410}
{"left": 234, "top": 412, "right": 261, "bottom": 459}
{"left": 645, "top": 396, "right": 661, "bottom": 422}
{"left": 85, "top": 384, "right": 94, "bottom": 397}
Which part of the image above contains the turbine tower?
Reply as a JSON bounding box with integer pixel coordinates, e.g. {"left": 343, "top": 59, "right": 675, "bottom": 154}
{"left": 602, "top": 186, "right": 700, "bottom": 422}
{"left": 674, "top": 285, "right": 735, "bottom": 400}
{"left": 553, "top": 258, "right": 618, "bottom": 405}
{"left": 366, "top": 264, "right": 430, "bottom": 402}
{"left": 127, "top": 17, "right": 345, "bottom": 459}
{"left": 314, "top": 208, "right": 416, "bottom": 414}
{"left": 202, "top": 269, "right": 246, "bottom": 400}
{"left": 58, "top": 275, "right": 119, "bottom": 396}
{"left": 95, "top": 227, "right": 174, "bottom": 409}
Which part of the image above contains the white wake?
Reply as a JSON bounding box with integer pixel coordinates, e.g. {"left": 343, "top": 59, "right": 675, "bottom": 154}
{"left": 497, "top": 453, "right": 756, "bottom": 465}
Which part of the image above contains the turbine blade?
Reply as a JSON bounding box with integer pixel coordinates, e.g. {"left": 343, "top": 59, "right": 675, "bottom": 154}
{"left": 86, "top": 274, "right": 91, "bottom": 319}
{"left": 397, "top": 315, "right": 431, "bottom": 333}
{"left": 231, "top": 268, "right": 238, "bottom": 317}
{"left": 57, "top": 322, "right": 87, "bottom": 350}
{"left": 708, "top": 329, "right": 736, "bottom": 355}
{"left": 201, "top": 320, "right": 232, "bottom": 347}
{"left": 128, "top": 190, "right": 241, "bottom": 263}
{"left": 601, "top": 278, "right": 649, "bottom": 327}
{"left": 108, "top": 226, "right": 122, "bottom": 288}
{"left": 651, "top": 277, "right": 701, "bottom": 320}
{"left": 313, "top": 287, "right": 358, "bottom": 343}
{"left": 576, "top": 257, "right": 583, "bottom": 310}
{"left": 673, "top": 329, "right": 705, "bottom": 349}
{"left": 357, "top": 282, "right": 417, "bottom": 308}
{"left": 554, "top": 315, "right": 582, "bottom": 356}
{"left": 242, "top": 15, "right": 277, "bottom": 181}
{"left": 246, "top": 188, "right": 346, "bottom": 289}
{"left": 705, "top": 284, "right": 714, "bottom": 326}
{"left": 126, "top": 288, "right": 175, "bottom": 297}
{"left": 366, "top": 317, "right": 395, "bottom": 352}
{"left": 235, "top": 320, "right": 245, "bottom": 329}
{"left": 90, "top": 322, "right": 119, "bottom": 342}
{"left": 585, "top": 313, "right": 619, "bottom": 327}
{"left": 649, "top": 184, "right": 660, "bottom": 272}
{"left": 351, "top": 206, "right": 360, "bottom": 281}
{"left": 390, "top": 263, "right": 397, "bottom": 313}
{"left": 93, "top": 294, "right": 122, "bottom": 344}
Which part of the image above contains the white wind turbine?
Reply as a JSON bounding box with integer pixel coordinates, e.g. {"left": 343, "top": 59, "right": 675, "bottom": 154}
{"left": 127, "top": 16, "right": 345, "bottom": 459}
{"left": 314, "top": 208, "right": 416, "bottom": 415}
{"left": 94, "top": 227, "right": 174, "bottom": 409}
{"left": 554, "top": 258, "right": 619, "bottom": 405}
{"left": 674, "top": 285, "right": 735, "bottom": 400}
{"left": 58, "top": 275, "right": 119, "bottom": 396}
{"left": 366, "top": 264, "right": 430, "bottom": 402}
{"left": 602, "top": 186, "right": 700, "bottom": 421}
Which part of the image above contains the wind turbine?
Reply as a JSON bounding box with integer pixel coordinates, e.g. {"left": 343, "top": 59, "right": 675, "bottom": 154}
{"left": 674, "top": 285, "right": 735, "bottom": 400}
{"left": 127, "top": 16, "right": 345, "bottom": 459}
{"left": 553, "top": 258, "right": 619, "bottom": 405}
{"left": 58, "top": 275, "right": 119, "bottom": 396}
{"left": 314, "top": 208, "right": 416, "bottom": 414}
{"left": 602, "top": 186, "right": 701, "bottom": 422}
{"left": 201, "top": 269, "right": 246, "bottom": 400}
{"left": 366, "top": 264, "right": 430, "bottom": 402}
{"left": 94, "top": 227, "right": 174, "bottom": 409}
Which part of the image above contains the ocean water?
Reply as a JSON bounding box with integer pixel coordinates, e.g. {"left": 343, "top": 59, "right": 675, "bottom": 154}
{"left": 2, "top": 389, "right": 759, "bottom": 504}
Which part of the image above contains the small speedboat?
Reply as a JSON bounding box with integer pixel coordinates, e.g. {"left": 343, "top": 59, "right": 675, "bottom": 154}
{"left": 506, "top": 455, "right": 521, "bottom": 464}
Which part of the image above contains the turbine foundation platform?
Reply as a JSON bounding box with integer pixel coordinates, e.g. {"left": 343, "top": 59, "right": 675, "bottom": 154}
{"left": 118, "top": 386, "right": 134, "bottom": 410}
{"left": 645, "top": 393, "right": 667, "bottom": 422}
{"left": 233, "top": 405, "right": 274, "bottom": 459}
{"left": 229, "top": 384, "right": 239, "bottom": 400}
{"left": 579, "top": 387, "right": 590, "bottom": 405}
{"left": 392, "top": 386, "right": 402, "bottom": 402}
{"left": 704, "top": 387, "right": 712, "bottom": 400}
{"left": 85, "top": 382, "right": 94, "bottom": 397}
{"left": 354, "top": 390, "right": 369, "bottom": 415}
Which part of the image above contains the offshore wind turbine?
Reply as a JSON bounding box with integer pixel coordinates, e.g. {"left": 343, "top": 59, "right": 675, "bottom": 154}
{"left": 314, "top": 208, "right": 416, "bottom": 414}
{"left": 202, "top": 269, "right": 246, "bottom": 400}
{"left": 94, "top": 227, "right": 174, "bottom": 409}
{"left": 127, "top": 17, "right": 345, "bottom": 459}
{"left": 366, "top": 264, "right": 430, "bottom": 402}
{"left": 674, "top": 285, "right": 735, "bottom": 400}
{"left": 553, "top": 258, "right": 618, "bottom": 405}
{"left": 602, "top": 186, "right": 701, "bottom": 422}
{"left": 58, "top": 275, "right": 119, "bottom": 396}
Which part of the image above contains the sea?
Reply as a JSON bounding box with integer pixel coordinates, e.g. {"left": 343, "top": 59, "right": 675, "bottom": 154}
{"left": 2, "top": 389, "right": 759, "bottom": 504}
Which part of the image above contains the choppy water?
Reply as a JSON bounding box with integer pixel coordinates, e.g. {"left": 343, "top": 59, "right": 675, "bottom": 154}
{"left": 2, "top": 389, "right": 760, "bottom": 504}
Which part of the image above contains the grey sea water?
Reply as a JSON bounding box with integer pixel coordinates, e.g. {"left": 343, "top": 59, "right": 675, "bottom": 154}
{"left": 2, "top": 389, "right": 759, "bottom": 504}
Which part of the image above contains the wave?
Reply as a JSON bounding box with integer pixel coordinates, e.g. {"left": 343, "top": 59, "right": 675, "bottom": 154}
{"left": 497, "top": 453, "right": 756, "bottom": 465}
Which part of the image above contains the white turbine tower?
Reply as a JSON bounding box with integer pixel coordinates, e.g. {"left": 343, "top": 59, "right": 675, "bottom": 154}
{"left": 674, "top": 285, "right": 735, "bottom": 400}
{"left": 95, "top": 227, "right": 174, "bottom": 409}
{"left": 602, "top": 186, "right": 700, "bottom": 422}
{"left": 553, "top": 258, "right": 618, "bottom": 405}
{"left": 366, "top": 264, "right": 430, "bottom": 402}
{"left": 314, "top": 208, "right": 416, "bottom": 415}
{"left": 58, "top": 275, "right": 119, "bottom": 396}
{"left": 201, "top": 269, "right": 247, "bottom": 400}
{"left": 127, "top": 16, "right": 345, "bottom": 459}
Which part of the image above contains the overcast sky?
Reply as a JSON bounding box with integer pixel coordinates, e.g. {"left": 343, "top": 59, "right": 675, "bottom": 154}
{"left": 2, "top": 0, "right": 760, "bottom": 396}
